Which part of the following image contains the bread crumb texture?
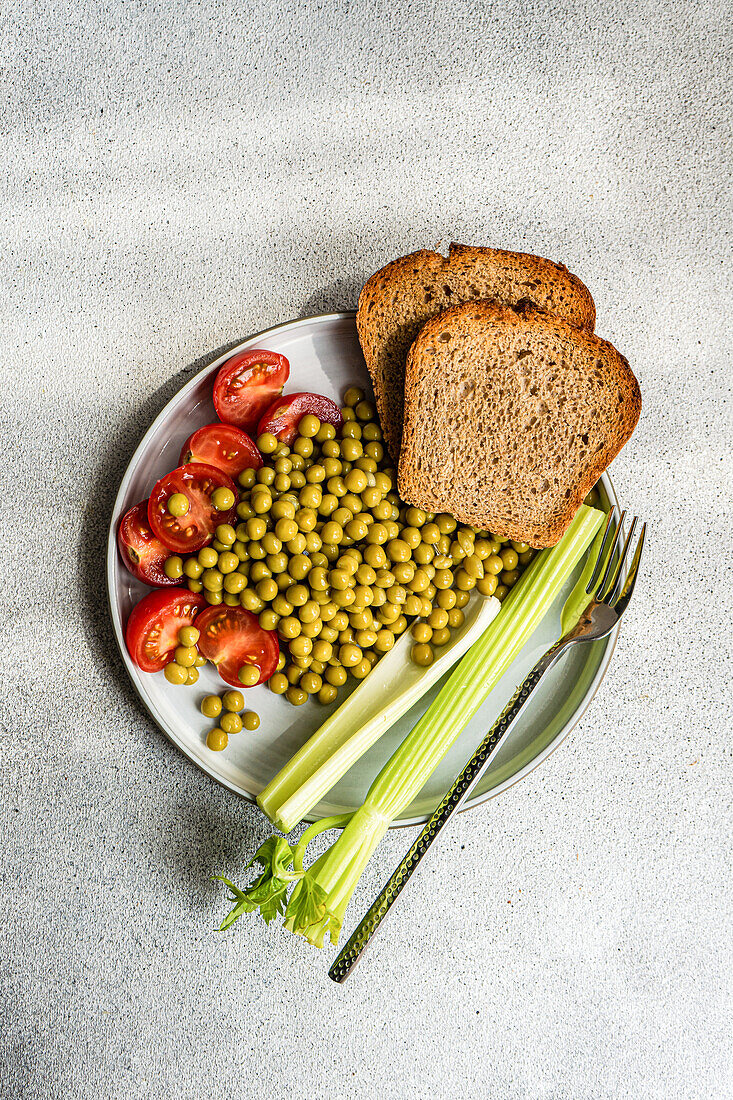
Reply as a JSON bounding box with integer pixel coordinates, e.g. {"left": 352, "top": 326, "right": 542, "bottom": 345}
{"left": 398, "top": 301, "right": 640, "bottom": 547}
{"left": 357, "top": 243, "right": 596, "bottom": 460}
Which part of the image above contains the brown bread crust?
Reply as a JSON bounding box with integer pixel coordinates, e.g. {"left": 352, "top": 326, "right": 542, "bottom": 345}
{"left": 397, "top": 299, "right": 641, "bottom": 547}
{"left": 356, "top": 243, "right": 597, "bottom": 460}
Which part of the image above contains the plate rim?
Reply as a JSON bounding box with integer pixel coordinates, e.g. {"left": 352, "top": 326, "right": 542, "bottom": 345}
{"left": 106, "top": 310, "right": 619, "bottom": 828}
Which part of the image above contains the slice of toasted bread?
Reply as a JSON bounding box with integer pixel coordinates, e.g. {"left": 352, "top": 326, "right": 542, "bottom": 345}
{"left": 356, "top": 243, "right": 596, "bottom": 459}
{"left": 398, "top": 300, "right": 640, "bottom": 547}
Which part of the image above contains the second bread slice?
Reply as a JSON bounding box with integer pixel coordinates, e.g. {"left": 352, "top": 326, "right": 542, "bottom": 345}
{"left": 398, "top": 300, "right": 640, "bottom": 547}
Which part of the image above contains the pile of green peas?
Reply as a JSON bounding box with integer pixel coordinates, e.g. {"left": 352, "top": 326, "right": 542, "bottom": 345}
{"left": 163, "top": 626, "right": 207, "bottom": 685}
{"left": 200, "top": 689, "right": 261, "bottom": 751}
{"left": 163, "top": 388, "right": 535, "bottom": 706}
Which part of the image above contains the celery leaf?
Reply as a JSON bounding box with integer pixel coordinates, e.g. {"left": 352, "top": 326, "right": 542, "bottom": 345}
{"left": 213, "top": 837, "right": 299, "bottom": 929}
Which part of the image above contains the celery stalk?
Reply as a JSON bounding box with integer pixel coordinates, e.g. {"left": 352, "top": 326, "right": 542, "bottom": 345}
{"left": 258, "top": 593, "right": 501, "bottom": 833}
{"left": 560, "top": 514, "right": 608, "bottom": 636}
{"left": 214, "top": 505, "right": 604, "bottom": 948}
{"left": 291, "top": 504, "right": 604, "bottom": 944}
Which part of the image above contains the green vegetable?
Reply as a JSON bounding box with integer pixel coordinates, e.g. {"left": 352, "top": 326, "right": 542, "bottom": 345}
{"left": 216, "top": 505, "right": 604, "bottom": 948}
{"left": 201, "top": 695, "right": 222, "bottom": 719}
{"left": 213, "top": 819, "right": 351, "bottom": 928}
{"left": 257, "top": 592, "right": 501, "bottom": 833}
{"left": 560, "top": 514, "right": 609, "bottom": 636}
{"left": 167, "top": 493, "right": 189, "bottom": 517}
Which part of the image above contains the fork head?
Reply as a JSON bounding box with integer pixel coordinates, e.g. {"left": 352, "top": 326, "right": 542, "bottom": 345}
{"left": 581, "top": 506, "right": 642, "bottom": 638}
{"left": 594, "top": 509, "right": 646, "bottom": 615}
{"left": 568, "top": 508, "right": 646, "bottom": 643}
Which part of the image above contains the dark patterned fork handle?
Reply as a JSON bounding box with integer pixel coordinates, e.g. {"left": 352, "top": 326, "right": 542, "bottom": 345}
{"left": 328, "top": 649, "right": 558, "bottom": 983}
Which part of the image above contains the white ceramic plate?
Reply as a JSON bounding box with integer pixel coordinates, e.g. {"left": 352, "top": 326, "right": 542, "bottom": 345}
{"left": 107, "top": 313, "right": 619, "bottom": 827}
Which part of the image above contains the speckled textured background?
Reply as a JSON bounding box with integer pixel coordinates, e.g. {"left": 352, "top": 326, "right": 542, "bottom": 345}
{"left": 1, "top": 1, "right": 731, "bottom": 1097}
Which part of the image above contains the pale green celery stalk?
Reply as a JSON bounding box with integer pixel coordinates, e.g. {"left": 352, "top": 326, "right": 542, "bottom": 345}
{"left": 259, "top": 594, "right": 501, "bottom": 833}
{"left": 287, "top": 505, "right": 604, "bottom": 946}
{"left": 560, "top": 516, "right": 608, "bottom": 636}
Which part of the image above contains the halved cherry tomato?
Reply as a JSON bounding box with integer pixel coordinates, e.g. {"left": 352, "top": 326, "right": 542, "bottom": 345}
{"left": 213, "top": 349, "right": 290, "bottom": 433}
{"left": 118, "top": 501, "right": 178, "bottom": 587}
{"left": 257, "top": 392, "right": 343, "bottom": 445}
{"left": 125, "top": 588, "right": 206, "bottom": 672}
{"left": 148, "top": 463, "right": 238, "bottom": 553}
{"left": 179, "top": 422, "right": 262, "bottom": 478}
{"left": 196, "top": 605, "right": 279, "bottom": 687}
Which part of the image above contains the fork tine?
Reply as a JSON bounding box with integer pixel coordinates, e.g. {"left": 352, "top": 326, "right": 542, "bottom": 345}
{"left": 603, "top": 517, "right": 638, "bottom": 604}
{"left": 611, "top": 522, "right": 646, "bottom": 613}
{"left": 593, "top": 510, "right": 626, "bottom": 599}
{"left": 585, "top": 508, "right": 617, "bottom": 594}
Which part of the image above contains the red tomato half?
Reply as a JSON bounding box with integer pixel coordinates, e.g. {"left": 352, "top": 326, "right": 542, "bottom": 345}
{"left": 117, "top": 501, "right": 178, "bottom": 587}
{"left": 148, "top": 463, "right": 238, "bottom": 554}
{"left": 125, "top": 588, "right": 206, "bottom": 672}
{"left": 257, "top": 392, "right": 343, "bottom": 445}
{"left": 179, "top": 422, "right": 262, "bottom": 478}
{"left": 196, "top": 606, "right": 279, "bottom": 687}
{"left": 213, "top": 350, "right": 290, "bottom": 433}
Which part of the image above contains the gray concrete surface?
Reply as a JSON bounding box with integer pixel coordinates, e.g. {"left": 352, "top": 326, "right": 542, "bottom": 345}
{"left": 1, "top": 1, "right": 731, "bottom": 1097}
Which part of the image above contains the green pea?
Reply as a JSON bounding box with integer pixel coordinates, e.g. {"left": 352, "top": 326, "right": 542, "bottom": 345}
{"left": 174, "top": 645, "right": 198, "bottom": 667}
{"left": 201, "top": 695, "right": 223, "bottom": 718}
{"left": 206, "top": 728, "right": 228, "bottom": 751}
{"left": 268, "top": 673, "right": 288, "bottom": 695}
{"left": 411, "top": 643, "right": 434, "bottom": 667}
{"left": 198, "top": 546, "right": 219, "bottom": 568}
{"left": 272, "top": 594, "right": 294, "bottom": 617}
{"left": 177, "top": 626, "right": 200, "bottom": 648}
{"left": 224, "top": 572, "right": 246, "bottom": 594}
{"left": 238, "top": 665, "right": 260, "bottom": 687}
{"left": 217, "top": 551, "right": 239, "bottom": 574}
{"left": 164, "top": 556, "right": 183, "bottom": 580}
{"left": 293, "top": 436, "right": 313, "bottom": 458}
{"left": 288, "top": 554, "right": 311, "bottom": 580}
{"left": 341, "top": 438, "right": 363, "bottom": 462}
{"left": 341, "top": 386, "right": 363, "bottom": 407}
{"left": 298, "top": 414, "right": 321, "bottom": 437}
{"left": 271, "top": 500, "right": 296, "bottom": 520}
{"left": 500, "top": 548, "right": 519, "bottom": 570}
{"left": 220, "top": 712, "right": 243, "bottom": 735}
{"left": 257, "top": 433, "right": 278, "bottom": 454}
{"left": 212, "top": 487, "right": 236, "bottom": 511}
{"left": 164, "top": 662, "right": 188, "bottom": 685}
{"left": 285, "top": 686, "right": 308, "bottom": 706}
{"left": 183, "top": 558, "right": 203, "bottom": 579}
{"left": 486, "top": 554, "right": 504, "bottom": 575}
{"left": 167, "top": 493, "right": 189, "bottom": 517}
{"left": 241, "top": 590, "right": 264, "bottom": 613}
{"left": 215, "top": 524, "right": 236, "bottom": 546}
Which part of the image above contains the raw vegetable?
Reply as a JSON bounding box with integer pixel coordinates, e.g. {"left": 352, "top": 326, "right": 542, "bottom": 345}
{"left": 256, "top": 392, "right": 344, "bottom": 444}
{"left": 125, "top": 588, "right": 206, "bottom": 672}
{"left": 148, "top": 463, "right": 238, "bottom": 553}
{"left": 196, "top": 605, "right": 280, "bottom": 686}
{"left": 215, "top": 504, "right": 604, "bottom": 946}
{"left": 213, "top": 350, "right": 290, "bottom": 432}
{"left": 117, "top": 501, "right": 179, "bottom": 587}
{"left": 180, "top": 423, "right": 263, "bottom": 478}
{"left": 560, "top": 514, "right": 609, "bottom": 635}
{"left": 258, "top": 592, "right": 501, "bottom": 833}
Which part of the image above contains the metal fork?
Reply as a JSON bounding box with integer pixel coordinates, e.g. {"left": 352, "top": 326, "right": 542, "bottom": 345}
{"left": 329, "top": 509, "right": 646, "bottom": 982}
